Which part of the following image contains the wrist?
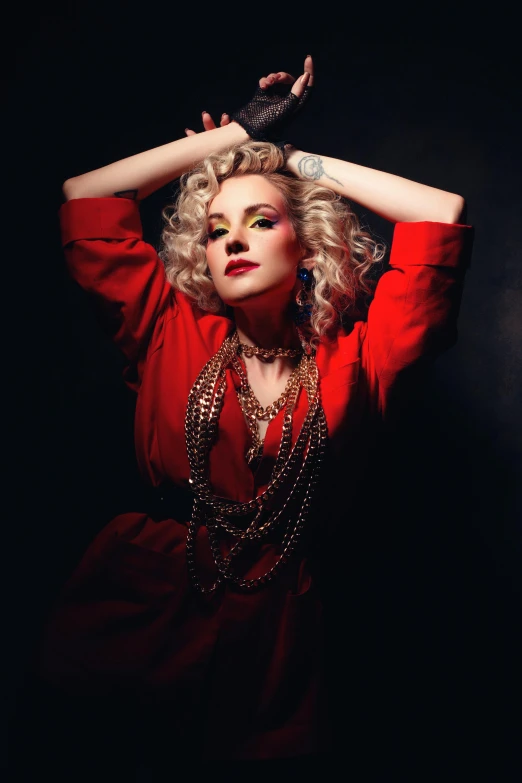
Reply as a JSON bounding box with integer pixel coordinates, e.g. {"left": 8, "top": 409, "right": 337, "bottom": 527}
{"left": 284, "top": 146, "right": 303, "bottom": 170}
{"left": 229, "top": 116, "right": 265, "bottom": 142}
{"left": 273, "top": 141, "right": 296, "bottom": 167}
{"left": 220, "top": 121, "right": 251, "bottom": 142}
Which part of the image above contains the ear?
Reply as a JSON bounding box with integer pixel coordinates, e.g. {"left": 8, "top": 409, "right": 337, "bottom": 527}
{"left": 298, "top": 253, "right": 316, "bottom": 271}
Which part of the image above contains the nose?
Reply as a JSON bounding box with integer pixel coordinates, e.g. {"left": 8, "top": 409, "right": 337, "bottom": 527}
{"left": 225, "top": 227, "right": 249, "bottom": 256}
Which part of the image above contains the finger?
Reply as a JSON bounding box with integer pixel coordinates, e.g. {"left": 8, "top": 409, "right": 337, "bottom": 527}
{"left": 259, "top": 70, "right": 295, "bottom": 90}
{"left": 220, "top": 113, "right": 230, "bottom": 127}
{"left": 304, "top": 54, "right": 314, "bottom": 87}
{"left": 274, "top": 71, "right": 295, "bottom": 85}
{"left": 202, "top": 111, "right": 217, "bottom": 131}
{"left": 185, "top": 128, "right": 196, "bottom": 136}
{"left": 259, "top": 74, "right": 279, "bottom": 89}
{"left": 290, "top": 70, "right": 310, "bottom": 98}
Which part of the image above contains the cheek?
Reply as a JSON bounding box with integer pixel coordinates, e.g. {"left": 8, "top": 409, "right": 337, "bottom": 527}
{"left": 275, "top": 224, "right": 297, "bottom": 247}
{"left": 258, "top": 226, "right": 297, "bottom": 260}
{"left": 278, "top": 237, "right": 302, "bottom": 275}
{"left": 276, "top": 226, "right": 302, "bottom": 261}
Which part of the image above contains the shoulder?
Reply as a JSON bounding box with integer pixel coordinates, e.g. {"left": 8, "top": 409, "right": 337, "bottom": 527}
{"left": 316, "top": 322, "right": 366, "bottom": 378}
{"left": 164, "top": 290, "right": 234, "bottom": 355}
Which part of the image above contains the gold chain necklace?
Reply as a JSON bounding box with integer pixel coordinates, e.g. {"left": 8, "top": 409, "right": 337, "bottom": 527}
{"left": 238, "top": 342, "right": 302, "bottom": 360}
{"left": 184, "top": 330, "right": 327, "bottom": 594}
{"left": 232, "top": 353, "right": 305, "bottom": 466}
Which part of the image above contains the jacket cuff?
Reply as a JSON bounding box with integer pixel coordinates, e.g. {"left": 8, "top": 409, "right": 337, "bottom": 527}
{"left": 59, "top": 197, "right": 143, "bottom": 247}
{"left": 390, "top": 221, "right": 474, "bottom": 269}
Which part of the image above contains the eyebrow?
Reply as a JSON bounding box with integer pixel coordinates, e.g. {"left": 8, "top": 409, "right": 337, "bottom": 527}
{"left": 207, "top": 202, "right": 281, "bottom": 221}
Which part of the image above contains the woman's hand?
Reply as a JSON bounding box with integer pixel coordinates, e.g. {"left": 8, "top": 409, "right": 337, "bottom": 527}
{"left": 185, "top": 112, "right": 231, "bottom": 136}
{"left": 185, "top": 55, "right": 314, "bottom": 138}
{"left": 257, "top": 54, "right": 314, "bottom": 92}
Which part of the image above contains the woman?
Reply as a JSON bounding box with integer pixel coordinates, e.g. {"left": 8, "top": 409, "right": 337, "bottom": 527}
{"left": 36, "top": 56, "right": 473, "bottom": 774}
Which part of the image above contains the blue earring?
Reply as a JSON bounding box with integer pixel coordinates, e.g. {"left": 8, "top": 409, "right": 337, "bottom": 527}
{"left": 294, "top": 267, "right": 314, "bottom": 325}
{"left": 297, "top": 267, "right": 313, "bottom": 287}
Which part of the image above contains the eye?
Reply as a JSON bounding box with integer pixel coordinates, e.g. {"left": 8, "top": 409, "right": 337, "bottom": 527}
{"left": 207, "top": 227, "right": 228, "bottom": 241}
{"left": 251, "top": 218, "right": 275, "bottom": 229}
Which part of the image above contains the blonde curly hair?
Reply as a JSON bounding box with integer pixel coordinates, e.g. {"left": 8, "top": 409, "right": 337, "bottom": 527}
{"left": 159, "top": 140, "right": 386, "bottom": 346}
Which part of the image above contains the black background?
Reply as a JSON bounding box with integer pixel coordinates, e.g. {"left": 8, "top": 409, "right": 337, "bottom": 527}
{"left": 6, "top": 1, "right": 522, "bottom": 778}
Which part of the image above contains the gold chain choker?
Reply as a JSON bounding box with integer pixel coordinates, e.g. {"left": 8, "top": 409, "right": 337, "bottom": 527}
{"left": 184, "top": 330, "right": 327, "bottom": 594}
{"left": 238, "top": 341, "right": 302, "bottom": 359}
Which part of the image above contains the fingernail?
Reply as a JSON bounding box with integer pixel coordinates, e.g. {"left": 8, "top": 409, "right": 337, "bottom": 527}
{"left": 221, "top": 113, "right": 227, "bottom": 118}
{"left": 185, "top": 128, "right": 190, "bottom": 133}
{"left": 202, "top": 110, "right": 207, "bottom": 115}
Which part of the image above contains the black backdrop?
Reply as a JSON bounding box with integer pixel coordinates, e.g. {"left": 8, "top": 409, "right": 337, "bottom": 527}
{"left": 6, "top": 2, "right": 522, "bottom": 778}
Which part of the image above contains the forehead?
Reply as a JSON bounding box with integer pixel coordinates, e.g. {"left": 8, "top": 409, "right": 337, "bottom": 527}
{"left": 209, "top": 174, "right": 286, "bottom": 214}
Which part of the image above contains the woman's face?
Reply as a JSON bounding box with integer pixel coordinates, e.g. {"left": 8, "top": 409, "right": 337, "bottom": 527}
{"left": 205, "top": 174, "right": 303, "bottom": 309}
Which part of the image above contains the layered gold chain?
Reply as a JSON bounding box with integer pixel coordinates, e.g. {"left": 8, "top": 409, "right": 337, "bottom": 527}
{"left": 184, "top": 330, "right": 327, "bottom": 594}
{"left": 232, "top": 353, "right": 305, "bottom": 465}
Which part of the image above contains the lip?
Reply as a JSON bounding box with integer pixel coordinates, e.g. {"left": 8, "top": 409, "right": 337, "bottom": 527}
{"left": 225, "top": 259, "right": 260, "bottom": 276}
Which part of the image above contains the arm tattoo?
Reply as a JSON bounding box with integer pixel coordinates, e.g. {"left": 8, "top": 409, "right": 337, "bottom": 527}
{"left": 297, "top": 155, "right": 343, "bottom": 187}
{"left": 113, "top": 189, "right": 138, "bottom": 200}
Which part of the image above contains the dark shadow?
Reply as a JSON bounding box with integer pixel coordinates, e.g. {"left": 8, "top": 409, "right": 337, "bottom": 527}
{"left": 324, "top": 363, "right": 522, "bottom": 777}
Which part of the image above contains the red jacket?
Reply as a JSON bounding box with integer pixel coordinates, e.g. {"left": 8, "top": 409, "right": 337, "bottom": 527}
{"left": 38, "top": 197, "right": 473, "bottom": 761}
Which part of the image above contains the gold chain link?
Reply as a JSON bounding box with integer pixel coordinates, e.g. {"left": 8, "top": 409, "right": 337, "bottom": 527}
{"left": 238, "top": 342, "right": 302, "bottom": 360}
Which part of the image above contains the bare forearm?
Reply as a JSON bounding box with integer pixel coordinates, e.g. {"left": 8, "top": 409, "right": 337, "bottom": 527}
{"left": 285, "top": 148, "right": 466, "bottom": 224}
{"left": 62, "top": 122, "right": 249, "bottom": 201}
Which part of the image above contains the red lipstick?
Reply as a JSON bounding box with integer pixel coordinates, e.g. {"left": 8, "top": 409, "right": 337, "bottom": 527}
{"left": 225, "top": 259, "right": 260, "bottom": 276}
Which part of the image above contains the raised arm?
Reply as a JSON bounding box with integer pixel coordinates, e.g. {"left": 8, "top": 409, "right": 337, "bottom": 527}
{"left": 62, "top": 122, "right": 249, "bottom": 202}
{"left": 284, "top": 147, "right": 466, "bottom": 225}
{"left": 273, "top": 58, "right": 465, "bottom": 224}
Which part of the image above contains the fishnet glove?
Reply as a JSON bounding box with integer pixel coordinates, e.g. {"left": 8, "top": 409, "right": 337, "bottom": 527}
{"left": 231, "top": 83, "right": 313, "bottom": 142}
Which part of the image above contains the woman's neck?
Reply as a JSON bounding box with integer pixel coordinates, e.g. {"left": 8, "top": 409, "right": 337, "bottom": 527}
{"left": 233, "top": 306, "right": 300, "bottom": 351}
{"left": 233, "top": 306, "right": 301, "bottom": 380}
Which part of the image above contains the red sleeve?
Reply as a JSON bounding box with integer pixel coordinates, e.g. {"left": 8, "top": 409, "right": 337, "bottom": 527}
{"left": 59, "top": 197, "right": 174, "bottom": 391}
{"left": 362, "top": 220, "right": 474, "bottom": 405}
